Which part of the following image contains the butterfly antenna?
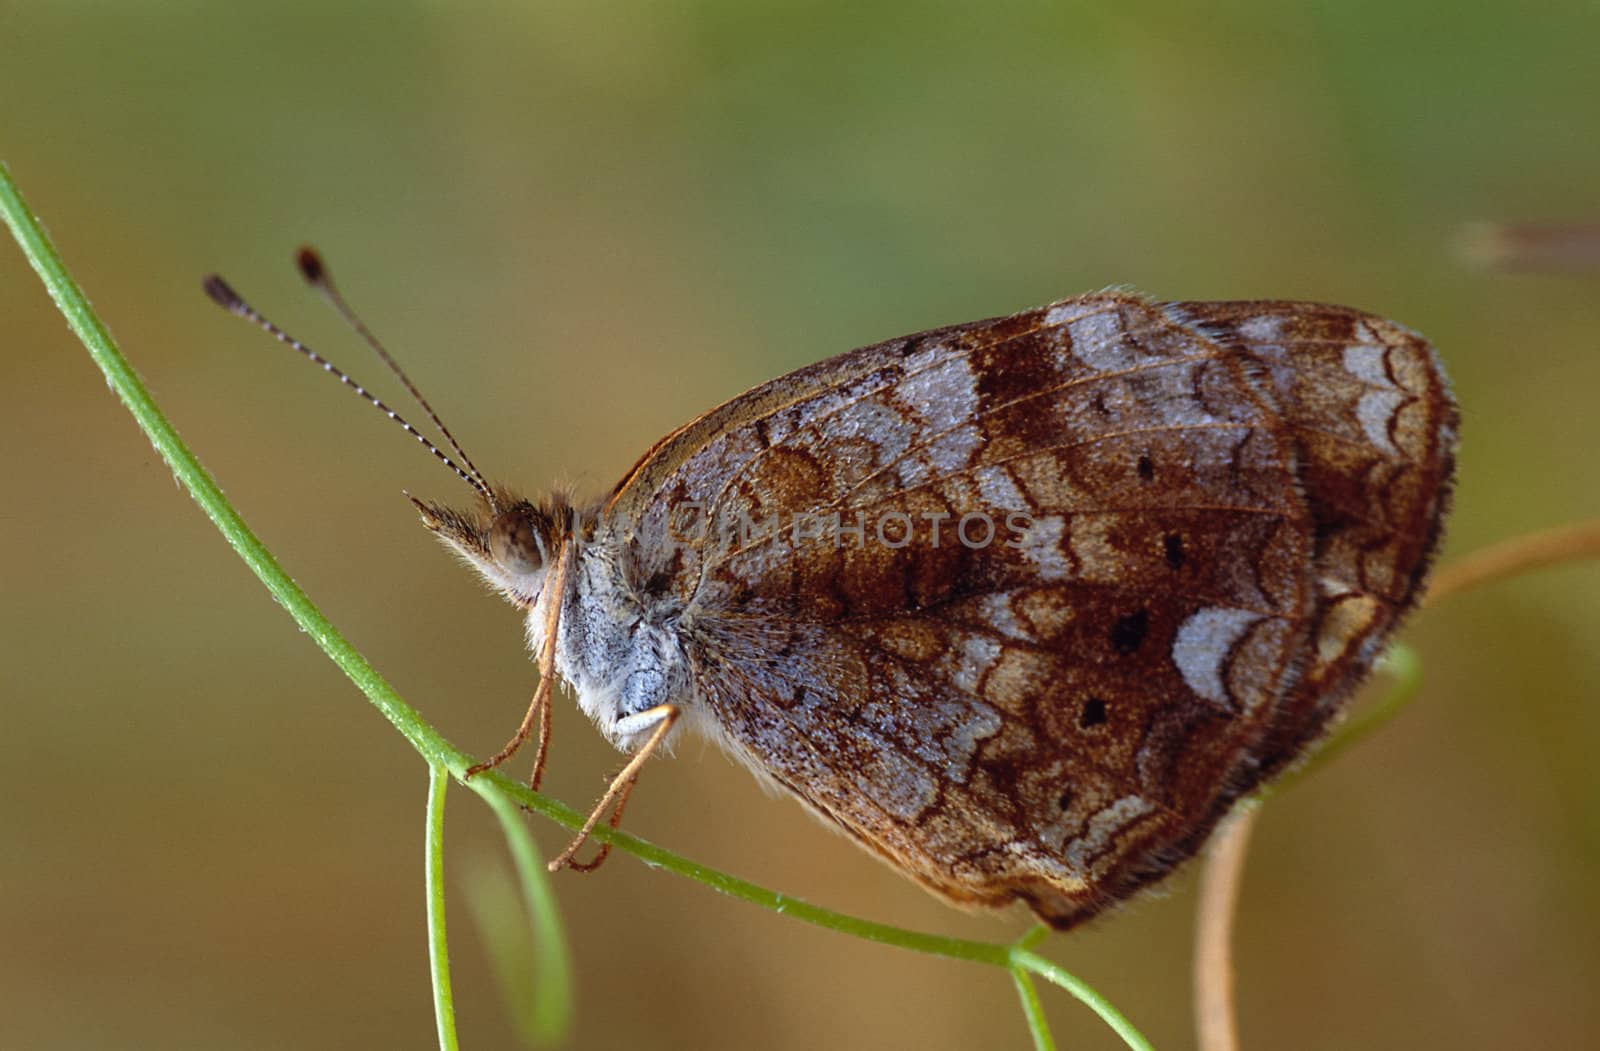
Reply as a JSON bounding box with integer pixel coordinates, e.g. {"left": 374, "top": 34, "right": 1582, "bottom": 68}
{"left": 202, "top": 272, "right": 494, "bottom": 505}
{"left": 294, "top": 248, "right": 493, "bottom": 500}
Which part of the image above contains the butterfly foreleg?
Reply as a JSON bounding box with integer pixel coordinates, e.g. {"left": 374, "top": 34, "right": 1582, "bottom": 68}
{"left": 465, "top": 539, "right": 575, "bottom": 787}
{"left": 548, "top": 702, "right": 680, "bottom": 873}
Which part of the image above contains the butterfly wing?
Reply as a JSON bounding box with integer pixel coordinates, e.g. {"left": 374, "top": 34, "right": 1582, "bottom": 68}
{"left": 1178, "top": 301, "right": 1458, "bottom": 777}
{"left": 602, "top": 291, "right": 1453, "bottom": 928}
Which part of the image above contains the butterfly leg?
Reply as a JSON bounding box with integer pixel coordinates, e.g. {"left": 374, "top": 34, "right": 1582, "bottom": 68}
{"left": 464, "top": 671, "right": 555, "bottom": 787}
{"left": 548, "top": 703, "right": 680, "bottom": 873}
{"left": 465, "top": 541, "right": 574, "bottom": 787}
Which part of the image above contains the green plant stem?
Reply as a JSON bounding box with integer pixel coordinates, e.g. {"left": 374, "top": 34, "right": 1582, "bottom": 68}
{"left": 10, "top": 155, "right": 1472, "bottom": 1051}
{"left": 478, "top": 784, "right": 574, "bottom": 1044}
{"left": 8, "top": 152, "right": 1486, "bottom": 1051}
{"left": 426, "top": 765, "right": 460, "bottom": 1051}
{"left": 1, "top": 161, "right": 1148, "bottom": 1048}
{"left": 13, "top": 153, "right": 1474, "bottom": 1051}
{"left": 1013, "top": 949, "right": 1156, "bottom": 1051}
{"left": 1011, "top": 967, "right": 1057, "bottom": 1051}
{"left": 0, "top": 164, "right": 470, "bottom": 777}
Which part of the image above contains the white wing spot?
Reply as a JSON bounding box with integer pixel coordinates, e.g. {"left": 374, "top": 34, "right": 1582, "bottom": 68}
{"left": 978, "top": 593, "right": 1029, "bottom": 641}
{"left": 1172, "top": 607, "right": 1261, "bottom": 708}
{"left": 953, "top": 634, "right": 1002, "bottom": 695}
{"left": 1342, "top": 343, "right": 1404, "bottom": 452}
{"left": 976, "top": 465, "right": 1026, "bottom": 512}
{"left": 1356, "top": 389, "right": 1405, "bottom": 453}
{"left": 1342, "top": 342, "right": 1394, "bottom": 388}
{"left": 1238, "top": 314, "right": 1285, "bottom": 343}
{"left": 1225, "top": 315, "right": 1294, "bottom": 398}
{"left": 897, "top": 355, "right": 978, "bottom": 434}
{"left": 923, "top": 424, "right": 983, "bottom": 473}
{"left": 1065, "top": 795, "right": 1155, "bottom": 872}
{"left": 859, "top": 748, "right": 938, "bottom": 821}
{"left": 1043, "top": 301, "right": 1097, "bottom": 327}
{"left": 1016, "top": 515, "right": 1071, "bottom": 580}
{"left": 943, "top": 703, "right": 1003, "bottom": 783}
{"left": 1067, "top": 310, "right": 1133, "bottom": 371}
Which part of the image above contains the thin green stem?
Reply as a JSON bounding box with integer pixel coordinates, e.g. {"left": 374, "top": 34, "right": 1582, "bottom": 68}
{"left": 479, "top": 767, "right": 1012, "bottom": 960}
{"left": 1011, "top": 966, "right": 1058, "bottom": 1051}
{"left": 1, "top": 162, "right": 1143, "bottom": 1049}
{"left": 1014, "top": 924, "right": 1053, "bottom": 951}
{"left": 1013, "top": 949, "right": 1155, "bottom": 1051}
{"left": 477, "top": 784, "right": 575, "bottom": 1045}
{"left": 426, "top": 765, "right": 460, "bottom": 1051}
{"left": 0, "top": 163, "right": 470, "bottom": 777}
{"left": 2, "top": 159, "right": 988, "bottom": 963}
{"left": 475, "top": 773, "right": 1151, "bottom": 1047}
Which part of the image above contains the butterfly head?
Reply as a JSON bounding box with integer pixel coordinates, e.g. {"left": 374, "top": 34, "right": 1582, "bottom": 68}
{"left": 409, "top": 488, "right": 570, "bottom": 609}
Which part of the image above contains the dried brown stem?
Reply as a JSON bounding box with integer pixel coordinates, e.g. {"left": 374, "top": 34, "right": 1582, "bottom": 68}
{"left": 1193, "top": 805, "right": 1259, "bottom": 1051}
{"left": 1426, "top": 520, "right": 1600, "bottom": 605}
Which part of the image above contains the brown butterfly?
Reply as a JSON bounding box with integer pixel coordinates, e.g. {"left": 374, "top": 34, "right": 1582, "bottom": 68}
{"left": 207, "top": 258, "right": 1456, "bottom": 929}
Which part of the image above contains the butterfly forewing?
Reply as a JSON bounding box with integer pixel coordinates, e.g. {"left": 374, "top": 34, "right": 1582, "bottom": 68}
{"left": 589, "top": 290, "right": 1451, "bottom": 928}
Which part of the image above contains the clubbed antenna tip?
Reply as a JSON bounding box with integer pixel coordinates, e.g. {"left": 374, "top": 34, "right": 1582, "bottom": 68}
{"left": 296, "top": 246, "right": 328, "bottom": 287}
{"left": 202, "top": 274, "right": 247, "bottom": 313}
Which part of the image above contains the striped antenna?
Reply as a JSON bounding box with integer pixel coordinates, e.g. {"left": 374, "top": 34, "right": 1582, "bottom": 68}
{"left": 202, "top": 271, "right": 495, "bottom": 507}
{"left": 294, "top": 248, "right": 492, "bottom": 496}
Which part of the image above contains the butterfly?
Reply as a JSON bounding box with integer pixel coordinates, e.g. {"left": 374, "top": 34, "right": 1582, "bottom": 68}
{"left": 208, "top": 260, "right": 1457, "bottom": 929}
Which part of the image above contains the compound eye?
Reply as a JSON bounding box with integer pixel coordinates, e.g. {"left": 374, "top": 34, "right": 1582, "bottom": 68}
{"left": 488, "top": 509, "right": 543, "bottom": 577}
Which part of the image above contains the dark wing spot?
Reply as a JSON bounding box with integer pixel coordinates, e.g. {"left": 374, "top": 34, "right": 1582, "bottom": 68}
{"left": 1164, "top": 533, "right": 1186, "bottom": 569}
{"left": 1058, "top": 788, "right": 1074, "bottom": 811}
{"left": 1110, "top": 610, "right": 1149, "bottom": 654}
{"left": 1136, "top": 454, "right": 1155, "bottom": 481}
{"left": 1079, "top": 697, "right": 1108, "bottom": 728}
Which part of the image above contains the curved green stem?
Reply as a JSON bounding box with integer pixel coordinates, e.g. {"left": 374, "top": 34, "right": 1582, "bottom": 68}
{"left": 1011, "top": 966, "right": 1057, "bottom": 1051}
{"left": 0, "top": 166, "right": 472, "bottom": 776}
{"left": 1, "top": 162, "right": 1150, "bottom": 1050}
{"left": 425, "top": 765, "right": 460, "bottom": 1051}
{"left": 1012, "top": 948, "right": 1156, "bottom": 1051}
{"left": 477, "top": 783, "right": 574, "bottom": 1044}
{"left": 19, "top": 151, "right": 1587, "bottom": 1051}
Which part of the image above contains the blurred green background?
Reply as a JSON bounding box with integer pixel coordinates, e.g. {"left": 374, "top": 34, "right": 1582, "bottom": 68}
{"left": 3, "top": 3, "right": 1597, "bottom": 1048}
